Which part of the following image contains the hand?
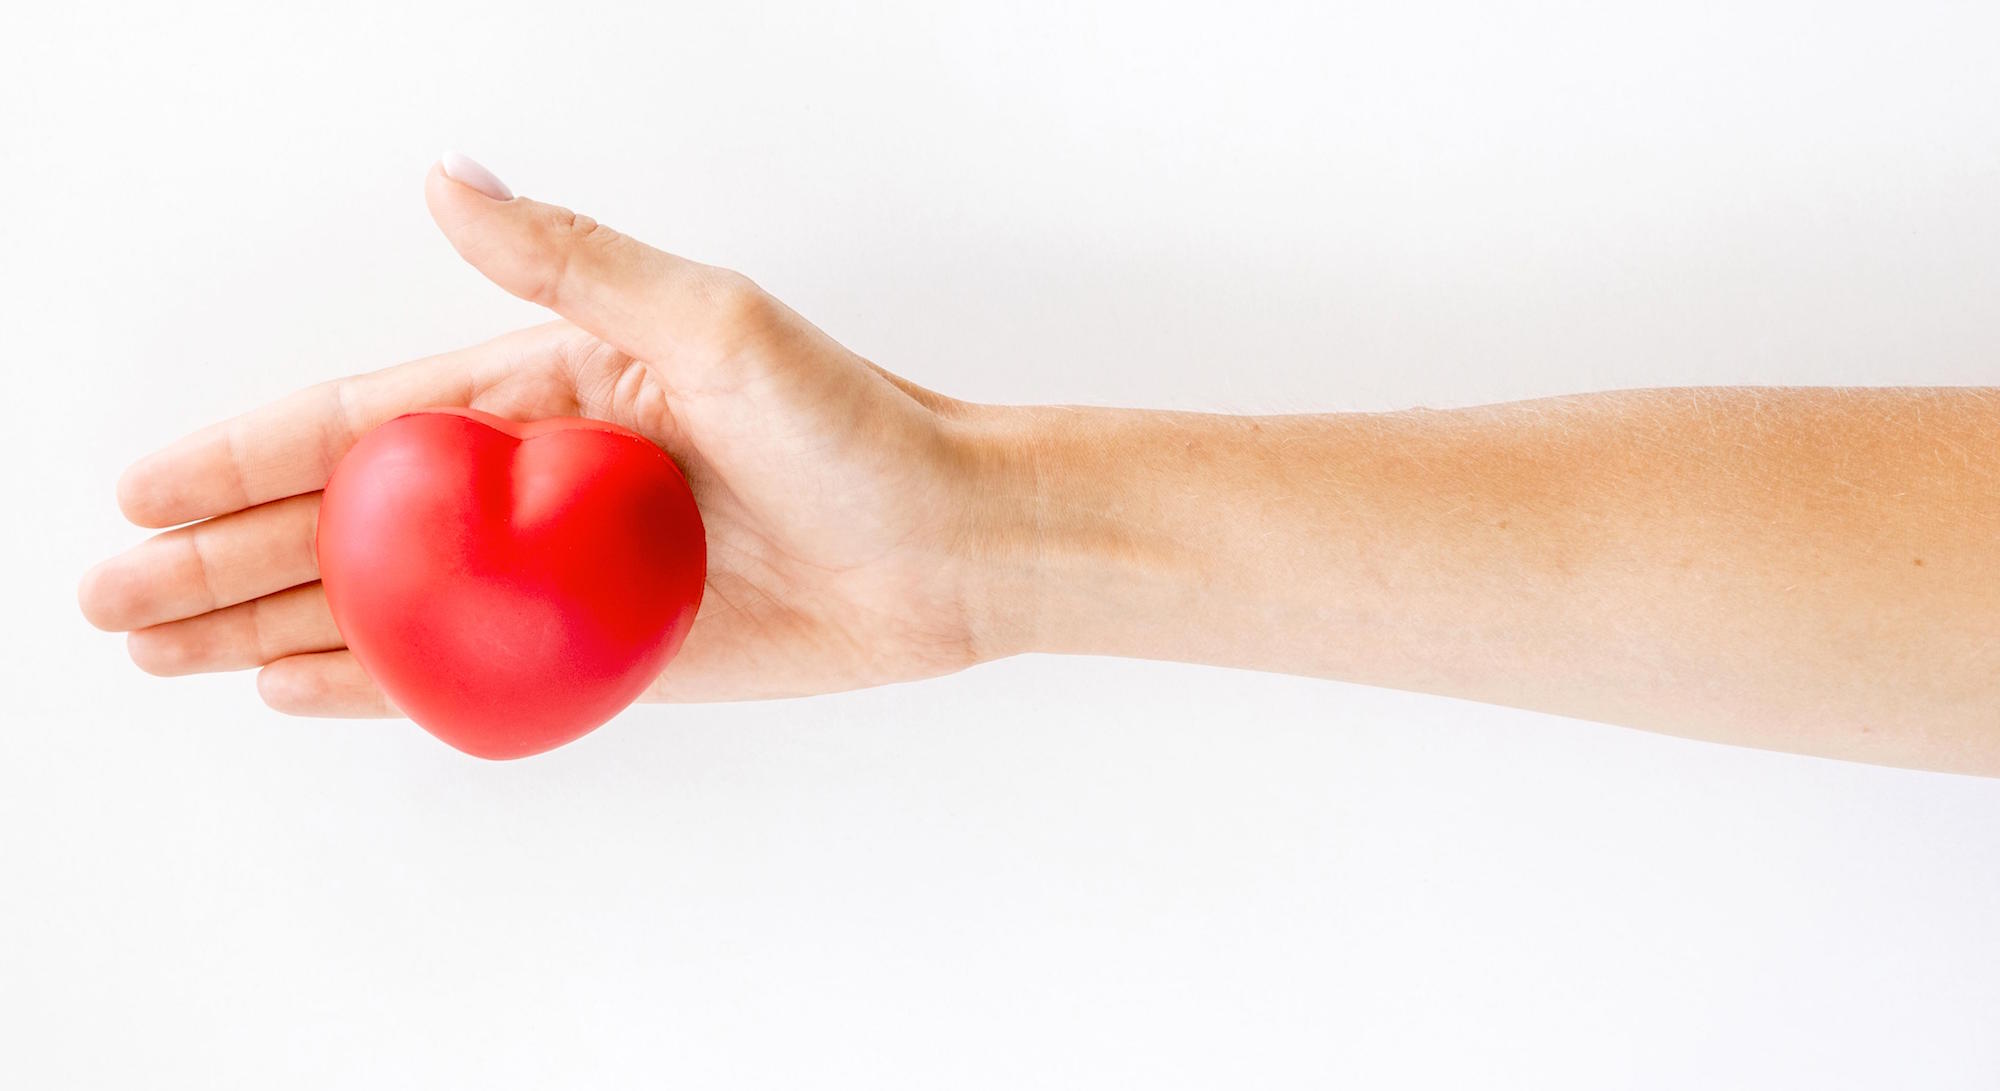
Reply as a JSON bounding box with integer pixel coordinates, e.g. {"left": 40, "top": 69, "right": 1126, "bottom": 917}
{"left": 79, "top": 161, "right": 1025, "bottom": 716}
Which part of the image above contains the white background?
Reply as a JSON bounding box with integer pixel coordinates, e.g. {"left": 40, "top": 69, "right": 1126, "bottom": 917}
{"left": 5, "top": 1, "right": 2000, "bottom": 1087}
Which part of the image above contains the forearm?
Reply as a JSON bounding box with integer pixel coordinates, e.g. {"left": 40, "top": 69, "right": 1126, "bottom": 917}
{"left": 962, "top": 388, "right": 2000, "bottom": 776}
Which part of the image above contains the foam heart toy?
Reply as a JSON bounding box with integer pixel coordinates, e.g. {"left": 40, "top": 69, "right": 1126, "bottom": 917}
{"left": 316, "top": 409, "right": 705, "bottom": 759}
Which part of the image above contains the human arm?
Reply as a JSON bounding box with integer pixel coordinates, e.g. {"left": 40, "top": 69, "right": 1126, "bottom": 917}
{"left": 967, "top": 390, "right": 2000, "bottom": 776}
{"left": 78, "top": 161, "right": 2000, "bottom": 776}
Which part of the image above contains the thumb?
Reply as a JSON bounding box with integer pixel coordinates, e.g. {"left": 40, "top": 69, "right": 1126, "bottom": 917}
{"left": 424, "top": 153, "right": 759, "bottom": 369}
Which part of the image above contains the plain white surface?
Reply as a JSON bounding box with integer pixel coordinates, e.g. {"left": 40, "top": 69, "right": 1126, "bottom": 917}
{"left": 5, "top": 1, "right": 2000, "bottom": 1087}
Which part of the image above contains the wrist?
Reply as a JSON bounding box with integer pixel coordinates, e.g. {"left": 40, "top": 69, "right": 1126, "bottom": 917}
{"left": 938, "top": 403, "right": 1047, "bottom": 664}
{"left": 945, "top": 402, "right": 1202, "bottom": 665}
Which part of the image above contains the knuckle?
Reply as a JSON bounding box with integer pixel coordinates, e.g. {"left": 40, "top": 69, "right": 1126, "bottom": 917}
{"left": 524, "top": 207, "right": 622, "bottom": 309}
{"left": 700, "top": 270, "right": 776, "bottom": 337}
{"left": 551, "top": 207, "right": 602, "bottom": 241}
{"left": 707, "top": 268, "right": 764, "bottom": 310}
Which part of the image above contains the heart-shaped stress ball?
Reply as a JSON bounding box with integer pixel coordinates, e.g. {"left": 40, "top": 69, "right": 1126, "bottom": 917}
{"left": 316, "top": 409, "right": 705, "bottom": 759}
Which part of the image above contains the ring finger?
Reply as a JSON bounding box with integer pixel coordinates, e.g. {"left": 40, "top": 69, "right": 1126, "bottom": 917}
{"left": 126, "top": 582, "right": 344, "bottom": 676}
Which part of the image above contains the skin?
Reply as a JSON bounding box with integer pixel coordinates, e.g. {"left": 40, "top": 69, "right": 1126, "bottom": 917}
{"left": 78, "top": 166, "right": 2000, "bottom": 777}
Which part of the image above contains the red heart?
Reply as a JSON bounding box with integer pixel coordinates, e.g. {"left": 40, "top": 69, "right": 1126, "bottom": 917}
{"left": 316, "top": 409, "right": 705, "bottom": 759}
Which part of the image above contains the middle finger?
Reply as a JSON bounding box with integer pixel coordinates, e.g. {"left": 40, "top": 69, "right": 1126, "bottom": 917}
{"left": 80, "top": 493, "right": 322, "bottom": 632}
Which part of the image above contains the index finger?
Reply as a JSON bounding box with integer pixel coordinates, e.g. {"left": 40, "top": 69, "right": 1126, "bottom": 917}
{"left": 115, "top": 325, "right": 571, "bottom": 528}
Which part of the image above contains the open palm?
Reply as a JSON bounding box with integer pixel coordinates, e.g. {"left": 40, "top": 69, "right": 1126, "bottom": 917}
{"left": 80, "top": 166, "right": 1013, "bottom": 717}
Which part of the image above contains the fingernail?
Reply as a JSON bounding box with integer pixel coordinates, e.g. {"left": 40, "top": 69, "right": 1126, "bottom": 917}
{"left": 440, "top": 151, "right": 514, "bottom": 201}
